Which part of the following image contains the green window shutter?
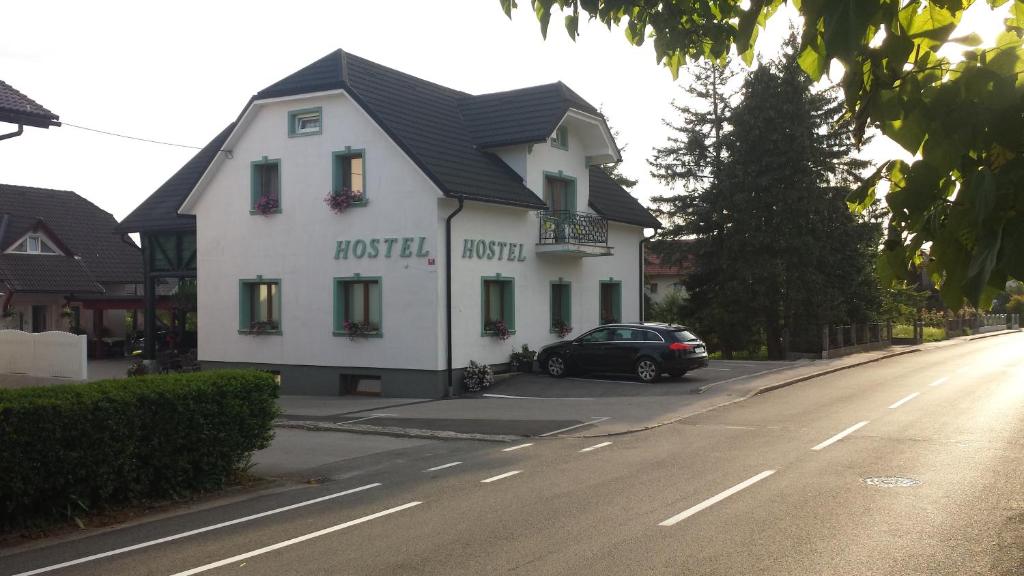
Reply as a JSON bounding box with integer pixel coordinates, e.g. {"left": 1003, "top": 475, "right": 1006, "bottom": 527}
{"left": 333, "top": 279, "right": 343, "bottom": 332}
{"left": 562, "top": 284, "right": 572, "bottom": 327}
{"left": 613, "top": 283, "right": 621, "bottom": 323}
{"left": 239, "top": 281, "right": 250, "bottom": 330}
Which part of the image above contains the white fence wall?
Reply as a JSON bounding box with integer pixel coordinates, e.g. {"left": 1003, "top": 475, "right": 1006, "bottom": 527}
{"left": 0, "top": 330, "right": 87, "bottom": 380}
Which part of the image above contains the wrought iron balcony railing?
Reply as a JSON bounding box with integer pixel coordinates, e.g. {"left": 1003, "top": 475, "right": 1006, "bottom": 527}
{"left": 538, "top": 210, "right": 608, "bottom": 246}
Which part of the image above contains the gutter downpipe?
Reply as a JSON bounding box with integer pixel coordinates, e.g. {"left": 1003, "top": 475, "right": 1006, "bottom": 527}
{"left": 0, "top": 125, "right": 24, "bottom": 142}
{"left": 445, "top": 196, "right": 465, "bottom": 398}
{"left": 639, "top": 230, "right": 654, "bottom": 322}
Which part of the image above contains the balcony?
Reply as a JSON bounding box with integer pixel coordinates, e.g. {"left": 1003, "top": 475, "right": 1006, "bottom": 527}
{"left": 536, "top": 210, "right": 612, "bottom": 257}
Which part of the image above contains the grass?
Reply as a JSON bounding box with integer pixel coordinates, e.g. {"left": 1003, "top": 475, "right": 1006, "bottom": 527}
{"left": 892, "top": 324, "right": 947, "bottom": 342}
{"left": 708, "top": 347, "right": 769, "bottom": 361}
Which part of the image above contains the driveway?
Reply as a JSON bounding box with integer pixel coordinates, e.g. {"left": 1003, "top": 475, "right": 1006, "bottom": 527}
{"left": 479, "top": 359, "right": 796, "bottom": 398}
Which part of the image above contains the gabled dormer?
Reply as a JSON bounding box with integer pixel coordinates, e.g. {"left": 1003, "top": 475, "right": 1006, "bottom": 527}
{"left": 2, "top": 220, "right": 68, "bottom": 256}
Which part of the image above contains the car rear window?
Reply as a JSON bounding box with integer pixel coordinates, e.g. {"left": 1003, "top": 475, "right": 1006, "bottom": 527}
{"left": 670, "top": 330, "right": 699, "bottom": 342}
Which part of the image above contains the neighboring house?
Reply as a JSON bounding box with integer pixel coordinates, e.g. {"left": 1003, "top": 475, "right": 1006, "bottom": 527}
{"left": 646, "top": 241, "right": 693, "bottom": 304}
{"left": 0, "top": 80, "right": 59, "bottom": 141}
{"left": 0, "top": 185, "right": 143, "bottom": 354}
{"left": 120, "top": 49, "right": 660, "bottom": 397}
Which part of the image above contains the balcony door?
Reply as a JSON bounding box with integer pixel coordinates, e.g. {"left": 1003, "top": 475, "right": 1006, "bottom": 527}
{"left": 545, "top": 176, "right": 574, "bottom": 212}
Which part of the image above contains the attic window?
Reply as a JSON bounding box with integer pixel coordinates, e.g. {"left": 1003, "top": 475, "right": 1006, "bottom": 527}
{"left": 288, "top": 107, "right": 322, "bottom": 137}
{"left": 551, "top": 125, "right": 568, "bottom": 150}
{"left": 10, "top": 234, "right": 58, "bottom": 255}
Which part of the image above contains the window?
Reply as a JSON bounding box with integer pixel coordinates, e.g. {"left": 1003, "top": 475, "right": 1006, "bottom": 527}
{"left": 543, "top": 174, "right": 575, "bottom": 213}
{"left": 9, "top": 234, "right": 58, "bottom": 254}
{"left": 288, "top": 107, "right": 322, "bottom": 137}
{"left": 648, "top": 282, "right": 659, "bottom": 294}
{"left": 239, "top": 279, "right": 281, "bottom": 333}
{"left": 550, "top": 281, "right": 571, "bottom": 332}
{"left": 481, "top": 276, "right": 515, "bottom": 334}
{"left": 579, "top": 327, "right": 614, "bottom": 343}
{"left": 550, "top": 124, "right": 568, "bottom": 150}
{"left": 599, "top": 280, "right": 622, "bottom": 324}
{"left": 332, "top": 149, "right": 366, "bottom": 205}
{"left": 334, "top": 277, "right": 382, "bottom": 336}
{"left": 250, "top": 159, "right": 281, "bottom": 214}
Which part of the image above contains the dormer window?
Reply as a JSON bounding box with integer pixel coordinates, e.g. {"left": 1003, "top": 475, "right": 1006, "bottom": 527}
{"left": 288, "top": 107, "right": 322, "bottom": 137}
{"left": 8, "top": 233, "right": 59, "bottom": 255}
{"left": 551, "top": 125, "right": 569, "bottom": 150}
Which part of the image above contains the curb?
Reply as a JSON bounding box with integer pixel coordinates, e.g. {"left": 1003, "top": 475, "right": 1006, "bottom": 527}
{"left": 274, "top": 420, "right": 520, "bottom": 443}
{"left": 966, "top": 328, "right": 1021, "bottom": 341}
{"left": 752, "top": 348, "right": 920, "bottom": 396}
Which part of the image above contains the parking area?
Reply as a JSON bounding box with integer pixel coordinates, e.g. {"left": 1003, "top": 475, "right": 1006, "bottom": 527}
{"left": 479, "top": 359, "right": 798, "bottom": 399}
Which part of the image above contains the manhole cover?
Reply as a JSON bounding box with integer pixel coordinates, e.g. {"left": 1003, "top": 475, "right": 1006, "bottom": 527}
{"left": 863, "top": 476, "right": 921, "bottom": 487}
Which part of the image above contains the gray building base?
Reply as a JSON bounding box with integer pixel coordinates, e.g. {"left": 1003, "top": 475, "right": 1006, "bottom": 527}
{"left": 201, "top": 361, "right": 460, "bottom": 398}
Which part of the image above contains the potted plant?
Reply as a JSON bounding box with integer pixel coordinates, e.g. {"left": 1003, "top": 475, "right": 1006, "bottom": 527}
{"left": 342, "top": 319, "right": 376, "bottom": 340}
{"left": 324, "top": 187, "right": 364, "bottom": 214}
{"left": 509, "top": 344, "right": 536, "bottom": 372}
{"left": 248, "top": 320, "right": 279, "bottom": 335}
{"left": 254, "top": 194, "right": 279, "bottom": 216}
{"left": 485, "top": 319, "right": 511, "bottom": 341}
{"left": 552, "top": 319, "right": 573, "bottom": 339}
{"left": 463, "top": 360, "right": 494, "bottom": 392}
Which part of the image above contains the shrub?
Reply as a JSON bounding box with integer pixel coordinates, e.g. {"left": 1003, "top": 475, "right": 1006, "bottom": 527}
{"left": 509, "top": 344, "right": 536, "bottom": 372}
{"left": 0, "top": 370, "right": 278, "bottom": 529}
{"left": 1008, "top": 295, "right": 1024, "bottom": 317}
{"left": 462, "top": 361, "right": 493, "bottom": 392}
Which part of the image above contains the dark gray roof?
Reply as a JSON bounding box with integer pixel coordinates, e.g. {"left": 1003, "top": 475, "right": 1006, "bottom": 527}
{"left": 121, "top": 50, "right": 659, "bottom": 231}
{"left": 0, "top": 80, "right": 59, "bottom": 129}
{"left": 117, "top": 124, "right": 234, "bottom": 233}
{"left": 588, "top": 168, "right": 661, "bottom": 228}
{"left": 0, "top": 184, "right": 142, "bottom": 293}
{"left": 256, "top": 50, "right": 546, "bottom": 208}
{"left": 457, "top": 82, "right": 599, "bottom": 149}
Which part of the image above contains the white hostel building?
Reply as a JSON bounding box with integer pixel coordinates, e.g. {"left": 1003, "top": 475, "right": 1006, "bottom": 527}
{"left": 120, "top": 50, "right": 660, "bottom": 397}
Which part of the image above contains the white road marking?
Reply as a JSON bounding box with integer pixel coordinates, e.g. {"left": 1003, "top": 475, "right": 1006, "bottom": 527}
{"left": 424, "top": 462, "right": 462, "bottom": 472}
{"left": 697, "top": 364, "right": 799, "bottom": 392}
{"left": 889, "top": 392, "right": 921, "bottom": 409}
{"left": 539, "top": 417, "right": 610, "bottom": 437}
{"left": 811, "top": 421, "right": 870, "bottom": 451}
{"left": 567, "top": 377, "right": 639, "bottom": 385}
{"left": 929, "top": 377, "right": 949, "bottom": 387}
{"left": 169, "top": 502, "right": 422, "bottom": 576}
{"left": 481, "top": 470, "right": 521, "bottom": 483}
{"left": 659, "top": 470, "right": 776, "bottom": 526}
{"left": 579, "top": 441, "right": 612, "bottom": 452}
{"left": 502, "top": 443, "right": 534, "bottom": 452}
{"left": 483, "top": 393, "right": 593, "bottom": 400}
{"left": 9, "top": 483, "right": 382, "bottom": 576}
{"left": 337, "top": 414, "right": 394, "bottom": 424}
{"left": 706, "top": 368, "right": 733, "bottom": 371}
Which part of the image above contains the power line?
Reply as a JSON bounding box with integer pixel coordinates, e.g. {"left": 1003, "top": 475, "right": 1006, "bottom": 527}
{"left": 63, "top": 122, "right": 205, "bottom": 150}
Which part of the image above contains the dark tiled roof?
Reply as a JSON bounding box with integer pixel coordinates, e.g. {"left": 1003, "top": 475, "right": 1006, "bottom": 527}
{"left": 457, "top": 82, "right": 599, "bottom": 149}
{"left": 0, "top": 254, "right": 103, "bottom": 293}
{"left": 0, "top": 184, "right": 142, "bottom": 293}
{"left": 588, "top": 168, "right": 661, "bottom": 228}
{"left": 256, "top": 50, "right": 546, "bottom": 208}
{"left": 117, "top": 124, "right": 234, "bottom": 233}
{"left": 122, "top": 50, "right": 659, "bottom": 230}
{"left": 0, "top": 80, "right": 59, "bottom": 128}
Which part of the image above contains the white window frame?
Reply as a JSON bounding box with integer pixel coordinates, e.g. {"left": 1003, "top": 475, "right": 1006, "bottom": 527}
{"left": 4, "top": 231, "right": 63, "bottom": 255}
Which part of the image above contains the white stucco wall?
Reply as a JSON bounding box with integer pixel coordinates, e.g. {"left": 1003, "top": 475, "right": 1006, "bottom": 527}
{"left": 445, "top": 201, "right": 643, "bottom": 368}
{"left": 188, "top": 91, "right": 443, "bottom": 370}
{"left": 648, "top": 275, "right": 689, "bottom": 304}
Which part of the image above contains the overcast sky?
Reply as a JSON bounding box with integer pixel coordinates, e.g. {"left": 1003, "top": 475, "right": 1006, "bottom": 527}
{"left": 0, "top": 1, "right": 1006, "bottom": 222}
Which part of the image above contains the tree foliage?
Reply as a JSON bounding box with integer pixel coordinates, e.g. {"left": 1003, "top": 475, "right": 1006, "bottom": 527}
{"left": 651, "top": 42, "right": 881, "bottom": 358}
{"left": 503, "top": 0, "right": 1024, "bottom": 308}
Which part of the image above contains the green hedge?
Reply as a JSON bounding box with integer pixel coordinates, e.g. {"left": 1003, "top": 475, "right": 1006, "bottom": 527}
{"left": 0, "top": 370, "right": 278, "bottom": 528}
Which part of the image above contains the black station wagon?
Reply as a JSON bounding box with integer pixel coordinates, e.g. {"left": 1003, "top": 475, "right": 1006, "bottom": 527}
{"left": 537, "top": 323, "right": 709, "bottom": 383}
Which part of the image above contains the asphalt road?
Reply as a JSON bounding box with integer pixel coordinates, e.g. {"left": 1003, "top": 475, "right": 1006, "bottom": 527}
{"left": 3, "top": 332, "right": 1022, "bottom": 576}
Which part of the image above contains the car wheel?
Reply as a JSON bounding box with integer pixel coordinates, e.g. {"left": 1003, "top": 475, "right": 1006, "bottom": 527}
{"left": 635, "top": 357, "right": 660, "bottom": 383}
{"left": 546, "top": 354, "right": 568, "bottom": 378}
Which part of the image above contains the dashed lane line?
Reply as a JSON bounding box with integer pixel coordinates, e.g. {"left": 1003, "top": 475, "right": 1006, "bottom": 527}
{"left": 481, "top": 471, "right": 522, "bottom": 483}
{"left": 424, "top": 462, "right": 462, "bottom": 472}
{"left": 929, "top": 377, "right": 949, "bottom": 387}
{"left": 579, "top": 442, "right": 612, "bottom": 453}
{"left": 659, "top": 470, "right": 776, "bottom": 526}
{"left": 168, "top": 502, "right": 423, "bottom": 576}
{"left": 502, "top": 443, "right": 534, "bottom": 452}
{"left": 811, "top": 421, "right": 870, "bottom": 451}
{"left": 889, "top": 392, "right": 921, "bottom": 409}
{"left": 539, "top": 417, "right": 610, "bottom": 437}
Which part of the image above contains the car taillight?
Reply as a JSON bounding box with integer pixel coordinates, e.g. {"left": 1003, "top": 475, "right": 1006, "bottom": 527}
{"left": 669, "top": 342, "right": 693, "bottom": 351}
